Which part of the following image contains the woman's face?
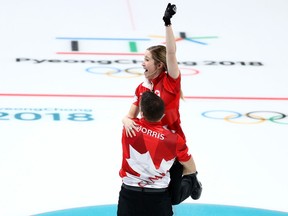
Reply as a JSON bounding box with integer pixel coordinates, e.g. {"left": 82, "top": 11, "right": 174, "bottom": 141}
{"left": 142, "top": 50, "right": 161, "bottom": 80}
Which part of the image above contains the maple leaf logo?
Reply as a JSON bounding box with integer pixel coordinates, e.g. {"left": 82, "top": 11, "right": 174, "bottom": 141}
{"left": 125, "top": 145, "right": 175, "bottom": 187}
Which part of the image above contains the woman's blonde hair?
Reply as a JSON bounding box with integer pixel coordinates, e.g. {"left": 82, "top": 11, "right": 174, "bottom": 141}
{"left": 147, "top": 45, "right": 184, "bottom": 99}
{"left": 147, "top": 45, "right": 167, "bottom": 71}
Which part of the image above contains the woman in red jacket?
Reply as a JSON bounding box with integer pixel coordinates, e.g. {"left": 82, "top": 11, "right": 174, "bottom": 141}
{"left": 122, "top": 3, "right": 202, "bottom": 205}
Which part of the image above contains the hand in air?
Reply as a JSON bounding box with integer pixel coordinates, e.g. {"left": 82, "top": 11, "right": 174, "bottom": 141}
{"left": 163, "top": 3, "right": 177, "bottom": 26}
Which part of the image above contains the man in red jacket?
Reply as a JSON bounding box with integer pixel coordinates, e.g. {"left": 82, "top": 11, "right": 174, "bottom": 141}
{"left": 117, "top": 91, "right": 201, "bottom": 216}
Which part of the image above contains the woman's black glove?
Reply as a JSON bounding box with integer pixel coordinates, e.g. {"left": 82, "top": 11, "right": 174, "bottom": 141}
{"left": 163, "top": 3, "right": 177, "bottom": 26}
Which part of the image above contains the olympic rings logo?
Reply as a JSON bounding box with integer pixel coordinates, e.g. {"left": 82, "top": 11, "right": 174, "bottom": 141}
{"left": 201, "top": 110, "right": 288, "bottom": 124}
{"left": 86, "top": 66, "right": 199, "bottom": 78}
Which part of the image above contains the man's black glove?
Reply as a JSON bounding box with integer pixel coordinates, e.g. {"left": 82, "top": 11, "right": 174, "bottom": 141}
{"left": 163, "top": 3, "right": 177, "bottom": 26}
{"left": 189, "top": 172, "right": 202, "bottom": 200}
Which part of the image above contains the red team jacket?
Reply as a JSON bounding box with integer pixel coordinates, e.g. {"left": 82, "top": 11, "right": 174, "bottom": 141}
{"left": 119, "top": 72, "right": 190, "bottom": 188}
{"left": 119, "top": 118, "right": 191, "bottom": 188}
{"left": 133, "top": 72, "right": 184, "bottom": 138}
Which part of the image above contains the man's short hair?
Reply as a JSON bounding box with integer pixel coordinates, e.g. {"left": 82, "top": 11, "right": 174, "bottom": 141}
{"left": 140, "top": 91, "right": 165, "bottom": 122}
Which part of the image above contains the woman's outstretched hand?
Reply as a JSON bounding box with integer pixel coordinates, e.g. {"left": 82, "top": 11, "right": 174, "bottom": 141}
{"left": 163, "top": 3, "right": 177, "bottom": 26}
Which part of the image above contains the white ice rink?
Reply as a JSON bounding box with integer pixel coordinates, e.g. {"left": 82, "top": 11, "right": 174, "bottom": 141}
{"left": 1, "top": 0, "right": 288, "bottom": 215}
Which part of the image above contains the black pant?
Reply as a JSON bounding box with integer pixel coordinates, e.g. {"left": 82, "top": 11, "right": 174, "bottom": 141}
{"left": 117, "top": 186, "right": 173, "bottom": 216}
{"left": 169, "top": 160, "right": 193, "bottom": 205}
